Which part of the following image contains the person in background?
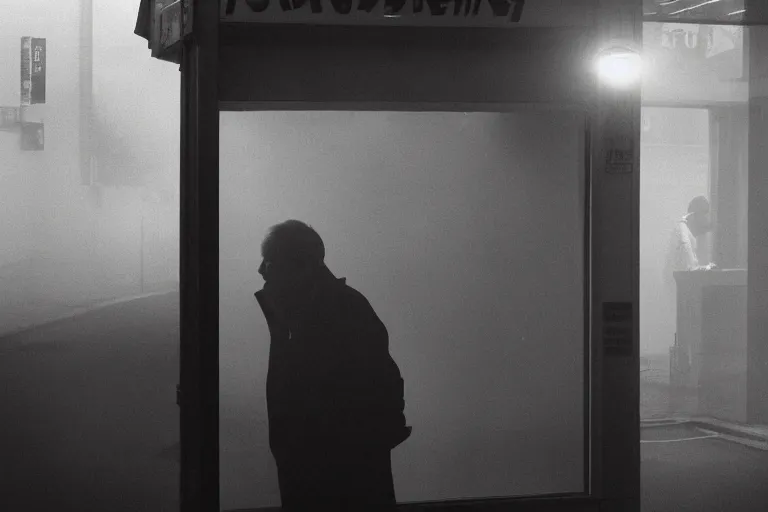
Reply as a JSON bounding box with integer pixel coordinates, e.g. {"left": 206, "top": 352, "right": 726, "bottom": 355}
{"left": 254, "top": 220, "right": 411, "bottom": 511}
{"left": 667, "top": 195, "right": 717, "bottom": 275}
{"left": 663, "top": 196, "right": 717, "bottom": 378}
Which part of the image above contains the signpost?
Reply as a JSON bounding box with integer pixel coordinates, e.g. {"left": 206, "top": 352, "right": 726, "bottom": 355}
{"left": 21, "top": 37, "right": 46, "bottom": 105}
{"left": 20, "top": 122, "right": 44, "bottom": 151}
{"left": 0, "top": 107, "right": 20, "bottom": 132}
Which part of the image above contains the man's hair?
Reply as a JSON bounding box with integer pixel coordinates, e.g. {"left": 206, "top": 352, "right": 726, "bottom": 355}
{"left": 261, "top": 220, "right": 325, "bottom": 268}
{"left": 688, "top": 196, "right": 710, "bottom": 214}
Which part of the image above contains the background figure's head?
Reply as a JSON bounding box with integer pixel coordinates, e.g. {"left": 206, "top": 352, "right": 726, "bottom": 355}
{"left": 258, "top": 220, "right": 325, "bottom": 303}
{"left": 687, "top": 196, "right": 712, "bottom": 237}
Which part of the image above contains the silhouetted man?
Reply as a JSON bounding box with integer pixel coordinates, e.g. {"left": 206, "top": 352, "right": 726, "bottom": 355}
{"left": 254, "top": 220, "right": 411, "bottom": 511}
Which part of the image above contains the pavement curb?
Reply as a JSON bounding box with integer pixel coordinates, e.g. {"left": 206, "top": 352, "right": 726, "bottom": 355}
{"left": 0, "top": 288, "right": 179, "bottom": 340}
{"left": 641, "top": 417, "right": 768, "bottom": 448}
{"left": 640, "top": 418, "right": 689, "bottom": 429}
{"left": 689, "top": 420, "right": 768, "bottom": 445}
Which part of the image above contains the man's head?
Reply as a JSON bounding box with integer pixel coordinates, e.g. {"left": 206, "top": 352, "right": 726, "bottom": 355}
{"left": 258, "top": 220, "right": 325, "bottom": 303}
{"left": 687, "top": 196, "right": 712, "bottom": 236}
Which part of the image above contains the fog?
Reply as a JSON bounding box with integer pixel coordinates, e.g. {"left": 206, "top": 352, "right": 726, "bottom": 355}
{"left": 1, "top": 4, "right": 180, "bottom": 509}
{"left": 219, "top": 110, "right": 586, "bottom": 509}
{"left": 0, "top": 0, "right": 180, "bottom": 337}
{"left": 0, "top": 5, "right": 757, "bottom": 511}
{"left": 637, "top": 24, "right": 751, "bottom": 435}
{"left": 640, "top": 108, "right": 711, "bottom": 357}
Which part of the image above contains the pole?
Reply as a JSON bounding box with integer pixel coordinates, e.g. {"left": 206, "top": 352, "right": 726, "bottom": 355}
{"left": 141, "top": 202, "right": 145, "bottom": 294}
{"left": 179, "top": 0, "right": 220, "bottom": 509}
{"left": 79, "top": 0, "right": 93, "bottom": 186}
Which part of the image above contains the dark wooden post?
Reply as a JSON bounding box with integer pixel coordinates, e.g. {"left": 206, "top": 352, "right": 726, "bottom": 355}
{"left": 747, "top": 0, "right": 768, "bottom": 425}
{"left": 592, "top": 2, "right": 642, "bottom": 511}
{"left": 179, "top": 0, "right": 220, "bottom": 510}
{"left": 79, "top": 0, "right": 93, "bottom": 185}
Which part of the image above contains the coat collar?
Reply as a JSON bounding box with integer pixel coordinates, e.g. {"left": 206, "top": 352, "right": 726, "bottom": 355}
{"left": 255, "top": 264, "right": 346, "bottom": 330}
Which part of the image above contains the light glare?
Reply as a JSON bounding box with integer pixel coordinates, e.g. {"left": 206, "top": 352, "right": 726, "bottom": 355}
{"left": 596, "top": 51, "right": 642, "bottom": 89}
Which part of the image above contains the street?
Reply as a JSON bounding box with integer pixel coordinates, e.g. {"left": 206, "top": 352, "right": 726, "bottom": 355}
{"left": 2, "top": 292, "right": 767, "bottom": 511}
{"left": 642, "top": 423, "right": 768, "bottom": 512}
{"left": 0, "top": 292, "right": 180, "bottom": 512}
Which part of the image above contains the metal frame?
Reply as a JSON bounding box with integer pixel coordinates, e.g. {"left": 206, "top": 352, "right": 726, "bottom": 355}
{"left": 177, "top": 1, "right": 641, "bottom": 511}
{"left": 178, "top": 0, "right": 220, "bottom": 509}
{"left": 216, "top": 102, "right": 596, "bottom": 512}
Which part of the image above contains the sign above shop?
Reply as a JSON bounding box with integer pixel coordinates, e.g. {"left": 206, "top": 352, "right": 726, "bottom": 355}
{"left": 642, "top": 0, "right": 768, "bottom": 25}
{"left": 221, "top": 0, "right": 529, "bottom": 26}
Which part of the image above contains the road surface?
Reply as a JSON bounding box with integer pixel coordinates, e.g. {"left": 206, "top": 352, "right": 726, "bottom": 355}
{"left": 2, "top": 292, "right": 767, "bottom": 511}
{"left": 641, "top": 423, "right": 768, "bottom": 512}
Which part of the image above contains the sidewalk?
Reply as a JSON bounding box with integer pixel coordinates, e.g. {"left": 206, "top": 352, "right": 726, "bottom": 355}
{"left": 0, "top": 256, "right": 178, "bottom": 339}
{"left": 641, "top": 416, "right": 768, "bottom": 450}
{"left": 640, "top": 351, "right": 768, "bottom": 450}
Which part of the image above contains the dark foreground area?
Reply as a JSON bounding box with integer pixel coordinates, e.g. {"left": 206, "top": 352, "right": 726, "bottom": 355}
{"left": 2, "top": 292, "right": 767, "bottom": 511}
{"left": 0, "top": 292, "right": 180, "bottom": 512}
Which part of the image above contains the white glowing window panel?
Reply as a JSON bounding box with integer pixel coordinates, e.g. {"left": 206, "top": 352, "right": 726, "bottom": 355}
{"left": 219, "top": 110, "right": 587, "bottom": 510}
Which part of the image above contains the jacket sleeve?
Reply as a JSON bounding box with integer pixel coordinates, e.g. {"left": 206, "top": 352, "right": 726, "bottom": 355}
{"left": 313, "top": 291, "right": 407, "bottom": 445}
{"left": 678, "top": 223, "right": 700, "bottom": 270}
{"left": 340, "top": 292, "right": 404, "bottom": 411}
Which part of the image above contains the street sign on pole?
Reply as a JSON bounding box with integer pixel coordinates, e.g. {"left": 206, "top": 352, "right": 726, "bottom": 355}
{"left": 0, "top": 107, "right": 21, "bottom": 132}
{"left": 21, "top": 37, "right": 46, "bottom": 105}
{"left": 151, "top": 0, "right": 185, "bottom": 63}
{"left": 182, "top": 0, "right": 193, "bottom": 37}
{"left": 20, "top": 122, "right": 45, "bottom": 151}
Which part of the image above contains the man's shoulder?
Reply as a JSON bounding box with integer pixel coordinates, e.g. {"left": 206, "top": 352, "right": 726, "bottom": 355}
{"left": 337, "top": 282, "right": 374, "bottom": 310}
{"left": 330, "top": 282, "right": 385, "bottom": 326}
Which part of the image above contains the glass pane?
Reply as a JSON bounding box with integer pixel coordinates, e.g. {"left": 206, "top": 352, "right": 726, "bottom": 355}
{"left": 641, "top": 20, "right": 768, "bottom": 512}
{"left": 643, "top": 0, "right": 746, "bottom": 25}
{"left": 1, "top": 1, "right": 180, "bottom": 510}
{"left": 643, "top": 22, "right": 746, "bottom": 105}
{"left": 219, "top": 110, "right": 586, "bottom": 509}
{"left": 641, "top": 22, "right": 748, "bottom": 415}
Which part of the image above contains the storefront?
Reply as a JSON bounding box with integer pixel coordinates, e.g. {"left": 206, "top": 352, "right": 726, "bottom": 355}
{"left": 135, "top": 0, "right": 764, "bottom": 510}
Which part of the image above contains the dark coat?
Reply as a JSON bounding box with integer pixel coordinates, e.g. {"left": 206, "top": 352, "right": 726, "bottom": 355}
{"left": 255, "top": 266, "right": 410, "bottom": 465}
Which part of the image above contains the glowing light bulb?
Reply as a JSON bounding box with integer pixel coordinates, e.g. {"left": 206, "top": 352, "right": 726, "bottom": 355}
{"left": 596, "top": 49, "right": 643, "bottom": 89}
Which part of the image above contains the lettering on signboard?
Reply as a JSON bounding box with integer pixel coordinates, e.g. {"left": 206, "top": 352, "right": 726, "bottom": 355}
{"left": 603, "top": 302, "right": 633, "bottom": 357}
{"left": 223, "top": 0, "right": 525, "bottom": 22}
{"left": 606, "top": 148, "right": 634, "bottom": 174}
{"left": 0, "top": 107, "right": 21, "bottom": 132}
{"left": 605, "top": 134, "right": 634, "bottom": 175}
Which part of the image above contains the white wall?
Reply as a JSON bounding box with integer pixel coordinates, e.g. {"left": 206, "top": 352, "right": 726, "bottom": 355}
{"left": 219, "top": 110, "right": 586, "bottom": 510}
{"left": 639, "top": 107, "right": 710, "bottom": 356}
